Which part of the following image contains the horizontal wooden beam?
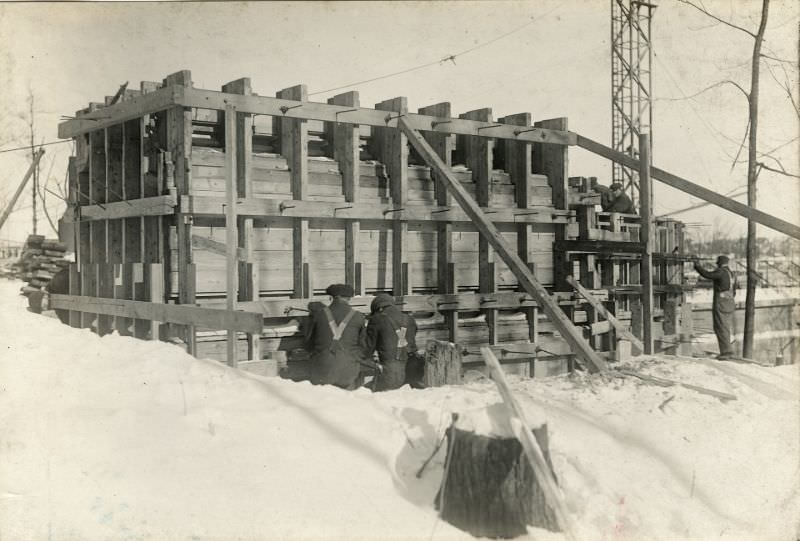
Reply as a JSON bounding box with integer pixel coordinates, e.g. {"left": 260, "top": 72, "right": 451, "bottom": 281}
{"left": 50, "top": 294, "right": 263, "bottom": 333}
{"left": 555, "top": 240, "right": 645, "bottom": 254}
{"left": 69, "top": 195, "right": 178, "bottom": 222}
{"left": 576, "top": 134, "right": 800, "bottom": 240}
{"left": 202, "top": 290, "right": 606, "bottom": 319}
{"left": 178, "top": 87, "right": 577, "bottom": 145}
{"left": 58, "top": 85, "right": 180, "bottom": 138}
{"left": 180, "top": 195, "right": 571, "bottom": 224}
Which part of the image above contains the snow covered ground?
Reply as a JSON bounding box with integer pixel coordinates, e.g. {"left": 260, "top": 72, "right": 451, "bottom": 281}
{"left": 1, "top": 278, "right": 798, "bottom": 541}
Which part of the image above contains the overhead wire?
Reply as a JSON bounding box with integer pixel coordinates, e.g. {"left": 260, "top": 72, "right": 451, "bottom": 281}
{"left": 308, "top": 4, "right": 563, "bottom": 97}
{"left": 0, "top": 139, "right": 72, "bottom": 154}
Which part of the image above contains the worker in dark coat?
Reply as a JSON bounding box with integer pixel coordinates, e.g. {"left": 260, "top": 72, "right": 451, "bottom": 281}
{"left": 47, "top": 268, "right": 70, "bottom": 324}
{"left": 595, "top": 181, "right": 637, "bottom": 214}
{"left": 363, "top": 293, "right": 421, "bottom": 391}
{"left": 304, "top": 284, "right": 367, "bottom": 389}
{"left": 693, "top": 255, "right": 738, "bottom": 359}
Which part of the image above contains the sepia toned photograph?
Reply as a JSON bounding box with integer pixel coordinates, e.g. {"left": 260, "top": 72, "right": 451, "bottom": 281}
{"left": 1, "top": 1, "right": 798, "bottom": 540}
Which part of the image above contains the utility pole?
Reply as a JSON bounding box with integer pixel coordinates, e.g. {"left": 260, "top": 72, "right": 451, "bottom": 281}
{"left": 29, "top": 92, "right": 38, "bottom": 235}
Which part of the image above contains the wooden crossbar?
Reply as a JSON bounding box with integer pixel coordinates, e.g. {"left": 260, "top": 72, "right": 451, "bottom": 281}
{"left": 66, "top": 195, "right": 177, "bottom": 222}
{"left": 576, "top": 134, "right": 800, "bottom": 240}
{"left": 400, "top": 118, "right": 606, "bottom": 373}
{"left": 566, "top": 275, "right": 644, "bottom": 351}
{"left": 49, "top": 294, "right": 263, "bottom": 334}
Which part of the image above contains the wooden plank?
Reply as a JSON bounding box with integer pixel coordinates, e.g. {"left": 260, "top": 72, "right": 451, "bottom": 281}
{"left": 618, "top": 369, "right": 737, "bottom": 401}
{"left": 71, "top": 195, "right": 177, "bottom": 221}
{"left": 576, "top": 134, "right": 800, "bottom": 240}
{"left": 50, "top": 294, "right": 263, "bottom": 334}
{"left": 58, "top": 85, "right": 178, "bottom": 138}
{"left": 376, "top": 97, "right": 409, "bottom": 295}
{"left": 533, "top": 117, "right": 569, "bottom": 290}
{"left": 481, "top": 347, "right": 578, "bottom": 540}
{"left": 461, "top": 108, "right": 497, "bottom": 343}
{"left": 68, "top": 264, "right": 81, "bottom": 328}
{"left": 330, "top": 91, "right": 361, "bottom": 289}
{"left": 566, "top": 275, "right": 644, "bottom": 350}
{"left": 180, "top": 195, "right": 569, "bottom": 224}
{"left": 639, "top": 133, "right": 654, "bottom": 354}
{"left": 400, "top": 118, "right": 606, "bottom": 373}
{"left": 224, "top": 104, "right": 239, "bottom": 366}
{"left": 176, "top": 87, "right": 577, "bottom": 146}
{"left": 419, "top": 102, "right": 456, "bottom": 342}
{"left": 146, "top": 263, "right": 164, "bottom": 340}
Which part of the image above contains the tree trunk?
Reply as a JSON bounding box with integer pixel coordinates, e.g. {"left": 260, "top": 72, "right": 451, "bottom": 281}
{"left": 744, "top": 0, "right": 770, "bottom": 358}
{"left": 436, "top": 423, "right": 559, "bottom": 538}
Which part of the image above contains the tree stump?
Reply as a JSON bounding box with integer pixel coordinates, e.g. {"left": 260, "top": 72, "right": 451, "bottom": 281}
{"left": 436, "top": 407, "right": 559, "bottom": 538}
{"left": 424, "top": 340, "right": 462, "bottom": 387}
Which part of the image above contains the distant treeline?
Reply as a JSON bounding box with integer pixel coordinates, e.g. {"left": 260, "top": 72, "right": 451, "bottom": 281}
{"left": 686, "top": 235, "right": 800, "bottom": 260}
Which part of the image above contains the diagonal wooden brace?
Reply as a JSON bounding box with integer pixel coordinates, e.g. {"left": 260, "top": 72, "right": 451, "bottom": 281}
{"left": 399, "top": 118, "right": 607, "bottom": 373}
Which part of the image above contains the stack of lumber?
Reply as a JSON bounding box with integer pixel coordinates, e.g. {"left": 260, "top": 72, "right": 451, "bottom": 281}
{"left": 16, "top": 235, "right": 70, "bottom": 296}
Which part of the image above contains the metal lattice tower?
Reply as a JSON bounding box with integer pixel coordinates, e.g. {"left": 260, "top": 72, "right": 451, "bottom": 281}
{"left": 611, "top": 0, "right": 655, "bottom": 202}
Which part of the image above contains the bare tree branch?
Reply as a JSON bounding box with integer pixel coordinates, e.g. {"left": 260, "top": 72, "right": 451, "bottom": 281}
{"left": 758, "top": 162, "right": 800, "bottom": 179}
{"left": 760, "top": 52, "right": 797, "bottom": 65}
{"left": 676, "top": 0, "right": 756, "bottom": 37}
{"left": 764, "top": 60, "right": 800, "bottom": 118}
{"left": 730, "top": 117, "right": 751, "bottom": 172}
{"left": 657, "top": 79, "right": 749, "bottom": 102}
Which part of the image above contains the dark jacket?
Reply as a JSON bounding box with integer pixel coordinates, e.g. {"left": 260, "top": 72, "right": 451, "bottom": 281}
{"left": 363, "top": 305, "right": 418, "bottom": 363}
{"left": 596, "top": 186, "right": 637, "bottom": 214}
{"left": 694, "top": 262, "right": 737, "bottom": 313}
{"left": 304, "top": 299, "right": 366, "bottom": 388}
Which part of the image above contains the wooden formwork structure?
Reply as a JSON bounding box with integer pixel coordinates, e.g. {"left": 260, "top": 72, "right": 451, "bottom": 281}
{"left": 54, "top": 69, "right": 723, "bottom": 376}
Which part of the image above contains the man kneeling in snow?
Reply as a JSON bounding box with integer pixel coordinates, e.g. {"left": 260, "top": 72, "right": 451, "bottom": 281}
{"left": 304, "top": 283, "right": 368, "bottom": 390}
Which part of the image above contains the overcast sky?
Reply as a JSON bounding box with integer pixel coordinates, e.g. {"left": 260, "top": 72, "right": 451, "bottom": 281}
{"left": 0, "top": 0, "right": 797, "bottom": 245}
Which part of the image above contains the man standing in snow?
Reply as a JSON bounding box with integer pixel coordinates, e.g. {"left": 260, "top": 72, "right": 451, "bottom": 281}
{"left": 304, "top": 284, "right": 366, "bottom": 389}
{"left": 363, "top": 293, "right": 422, "bottom": 391}
{"left": 693, "top": 255, "right": 738, "bottom": 359}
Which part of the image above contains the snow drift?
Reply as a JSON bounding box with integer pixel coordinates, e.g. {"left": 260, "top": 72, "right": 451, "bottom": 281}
{"left": 0, "top": 279, "right": 798, "bottom": 541}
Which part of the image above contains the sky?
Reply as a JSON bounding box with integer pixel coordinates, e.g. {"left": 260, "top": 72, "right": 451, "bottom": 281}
{"left": 0, "top": 0, "right": 797, "bottom": 245}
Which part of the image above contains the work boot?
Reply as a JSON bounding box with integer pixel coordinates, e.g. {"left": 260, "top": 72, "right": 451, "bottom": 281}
{"left": 716, "top": 353, "right": 731, "bottom": 360}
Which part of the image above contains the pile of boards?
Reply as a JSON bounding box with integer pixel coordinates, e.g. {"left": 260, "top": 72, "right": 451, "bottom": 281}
{"left": 15, "top": 235, "right": 70, "bottom": 297}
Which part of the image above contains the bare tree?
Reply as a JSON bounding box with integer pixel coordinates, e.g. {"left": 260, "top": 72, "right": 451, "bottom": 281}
{"left": 675, "top": 0, "right": 797, "bottom": 358}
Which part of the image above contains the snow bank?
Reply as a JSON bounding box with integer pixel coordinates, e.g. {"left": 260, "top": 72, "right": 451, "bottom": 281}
{"left": 1, "top": 279, "right": 798, "bottom": 541}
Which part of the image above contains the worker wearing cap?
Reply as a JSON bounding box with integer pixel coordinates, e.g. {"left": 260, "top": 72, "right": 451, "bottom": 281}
{"left": 304, "top": 283, "right": 367, "bottom": 389}
{"left": 363, "top": 293, "right": 421, "bottom": 391}
{"left": 693, "top": 255, "right": 738, "bottom": 359}
{"left": 595, "top": 181, "right": 637, "bottom": 214}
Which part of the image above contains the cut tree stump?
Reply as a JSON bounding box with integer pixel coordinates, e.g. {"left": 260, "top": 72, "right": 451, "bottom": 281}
{"left": 436, "top": 409, "right": 559, "bottom": 538}
{"left": 424, "top": 339, "right": 462, "bottom": 387}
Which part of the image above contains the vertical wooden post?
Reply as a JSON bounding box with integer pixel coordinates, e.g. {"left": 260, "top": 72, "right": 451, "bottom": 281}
{"left": 330, "top": 91, "right": 361, "bottom": 290}
{"left": 502, "top": 112, "right": 539, "bottom": 352}
{"left": 420, "top": 102, "right": 457, "bottom": 342}
{"left": 461, "top": 108, "right": 497, "bottom": 344}
{"left": 68, "top": 263, "right": 81, "bottom": 328}
{"left": 639, "top": 133, "right": 654, "bottom": 354}
{"left": 375, "top": 97, "right": 409, "bottom": 295}
{"left": 277, "top": 85, "right": 310, "bottom": 298}
{"left": 224, "top": 78, "right": 260, "bottom": 362}
{"left": 163, "top": 70, "right": 195, "bottom": 352}
{"left": 147, "top": 263, "right": 164, "bottom": 340}
{"left": 533, "top": 118, "right": 569, "bottom": 291}
{"left": 225, "top": 104, "right": 239, "bottom": 367}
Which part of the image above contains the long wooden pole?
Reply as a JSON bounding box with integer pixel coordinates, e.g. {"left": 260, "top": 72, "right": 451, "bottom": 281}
{"left": 639, "top": 133, "right": 654, "bottom": 354}
{"left": 0, "top": 149, "right": 45, "bottom": 234}
{"left": 400, "top": 118, "right": 606, "bottom": 373}
{"left": 566, "top": 276, "right": 644, "bottom": 351}
{"left": 481, "top": 347, "right": 578, "bottom": 541}
{"left": 225, "top": 105, "right": 239, "bottom": 367}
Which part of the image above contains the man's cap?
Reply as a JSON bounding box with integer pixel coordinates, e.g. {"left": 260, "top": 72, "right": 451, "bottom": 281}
{"left": 370, "top": 293, "right": 395, "bottom": 313}
{"left": 716, "top": 255, "right": 730, "bottom": 266}
{"left": 610, "top": 182, "right": 623, "bottom": 190}
{"left": 325, "top": 283, "right": 354, "bottom": 297}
